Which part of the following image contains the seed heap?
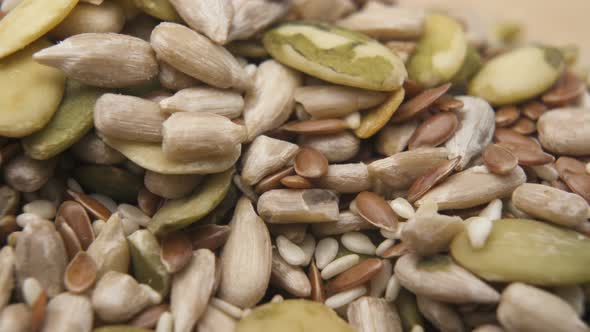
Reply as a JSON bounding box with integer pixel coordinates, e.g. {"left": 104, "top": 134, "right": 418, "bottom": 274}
{"left": 0, "top": 0, "right": 589, "bottom": 331}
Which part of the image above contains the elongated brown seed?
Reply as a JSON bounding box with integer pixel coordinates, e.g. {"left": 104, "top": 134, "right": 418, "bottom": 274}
{"left": 495, "top": 105, "right": 521, "bottom": 127}
{"left": 187, "top": 224, "right": 231, "bottom": 251}
{"left": 308, "top": 260, "right": 325, "bottom": 303}
{"left": 521, "top": 101, "right": 547, "bottom": 121}
{"left": 391, "top": 83, "right": 451, "bottom": 123}
{"left": 408, "top": 111, "right": 459, "bottom": 150}
{"left": 326, "top": 258, "right": 384, "bottom": 294}
{"left": 355, "top": 191, "right": 398, "bottom": 231}
{"left": 542, "top": 71, "right": 585, "bottom": 107}
{"left": 483, "top": 144, "right": 518, "bottom": 175}
{"left": 254, "top": 167, "right": 295, "bottom": 194}
{"left": 509, "top": 118, "right": 536, "bottom": 136}
{"left": 280, "top": 175, "right": 313, "bottom": 189}
{"left": 294, "top": 148, "right": 329, "bottom": 179}
{"left": 407, "top": 157, "right": 460, "bottom": 203}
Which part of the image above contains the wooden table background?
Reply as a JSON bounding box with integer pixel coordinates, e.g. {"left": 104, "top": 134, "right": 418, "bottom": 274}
{"left": 398, "top": 0, "right": 590, "bottom": 67}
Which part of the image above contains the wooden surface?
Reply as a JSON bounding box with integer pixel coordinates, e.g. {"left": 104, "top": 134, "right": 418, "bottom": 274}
{"left": 398, "top": 0, "right": 590, "bottom": 66}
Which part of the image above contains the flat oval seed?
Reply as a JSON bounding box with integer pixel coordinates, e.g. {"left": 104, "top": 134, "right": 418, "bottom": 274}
{"left": 326, "top": 259, "right": 383, "bottom": 294}
{"left": 556, "top": 157, "right": 587, "bottom": 176}
{"left": 355, "top": 191, "right": 398, "bottom": 231}
{"left": 294, "top": 148, "right": 329, "bottom": 179}
{"left": 483, "top": 144, "right": 518, "bottom": 175}
{"left": 408, "top": 112, "right": 459, "bottom": 150}
{"left": 495, "top": 106, "right": 521, "bottom": 127}
{"left": 389, "top": 198, "right": 415, "bottom": 220}
{"left": 497, "top": 142, "right": 555, "bottom": 167}
{"left": 56, "top": 219, "right": 82, "bottom": 260}
{"left": 315, "top": 237, "right": 339, "bottom": 270}
{"left": 263, "top": 22, "right": 407, "bottom": 91}
{"left": 281, "top": 119, "right": 349, "bottom": 135}
{"left": 160, "top": 233, "right": 193, "bottom": 274}
{"left": 341, "top": 232, "right": 376, "bottom": 255}
{"left": 0, "top": 40, "right": 65, "bottom": 138}
{"left": 521, "top": 101, "right": 548, "bottom": 121}
{"left": 255, "top": 167, "right": 294, "bottom": 194}
{"left": 321, "top": 254, "right": 360, "bottom": 280}
{"left": 56, "top": 201, "right": 95, "bottom": 250}
{"left": 509, "top": 118, "right": 536, "bottom": 136}
{"left": 538, "top": 108, "right": 590, "bottom": 156}
{"left": 66, "top": 189, "right": 112, "bottom": 221}
{"left": 280, "top": 175, "right": 313, "bottom": 189}
{"left": 391, "top": 83, "right": 451, "bottom": 123}
{"left": 64, "top": 251, "right": 97, "bottom": 293}
{"left": 561, "top": 171, "right": 590, "bottom": 203}
{"left": 407, "top": 157, "right": 460, "bottom": 203}
{"left": 470, "top": 46, "right": 564, "bottom": 105}
{"left": 542, "top": 71, "right": 586, "bottom": 107}
{"left": 381, "top": 242, "right": 409, "bottom": 259}
{"left": 0, "top": 0, "right": 78, "bottom": 59}
{"left": 187, "top": 224, "right": 231, "bottom": 251}
{"left": 276, "top": 235, "right": 306, "bottom": 266}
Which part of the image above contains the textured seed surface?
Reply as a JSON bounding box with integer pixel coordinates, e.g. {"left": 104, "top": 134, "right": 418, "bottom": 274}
{"left": 0, "top": 40, "right": 65, "bottom": 137}
{"left": 391, "top": 83, "right": 450, "bottom": 123}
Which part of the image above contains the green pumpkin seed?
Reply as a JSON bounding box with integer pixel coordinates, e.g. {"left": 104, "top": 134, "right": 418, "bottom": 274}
{"left": 132, "top": 0, "right": 179, "bottom": 21}
{"left": 22, "top": 81, "right": 103, "bottom": 160}
{"left": 451, "top": 218, "right": 590, "bottom": 285}
{"left": 198, "top": 184, "right": 239, "bottom": 225}
{"left": 236, "top": 300, "right": 355, "bottom": 332}
{"left": 0, "top": 40, "right": 65, "bottom": 137}
{"left": 469, "top": 46, "right": 564, "bottom": 105}
{"left": 451, "top": 45, "right": 482, "bottom": 90}
{"left": 73, "top": 166, "right": 142, "bottom": 203}
{"left": 127, "top": 229, "right": 170, "bottom": 297}
{"left": 93, "top": 326, "right": 152, "bottom": 332}
{"left": 99, "top": 134, "right": 241, "bottom": 175}
{"left": 263, "top": 22, "right": 406, "bottom": 91}
{"left": 148, "top": 168, "right": 235, "bottom": 236}
{"left": 408, "top": 14, "right": 468, "bottom": 88}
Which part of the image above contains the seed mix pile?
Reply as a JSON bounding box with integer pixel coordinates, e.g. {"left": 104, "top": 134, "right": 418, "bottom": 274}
{"left": 0, "top": 0, "right": 590, "bottom": 331}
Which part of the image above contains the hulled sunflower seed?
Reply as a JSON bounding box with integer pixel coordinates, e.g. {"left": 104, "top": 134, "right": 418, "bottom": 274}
{"left": 219, "top": 197, "right": 272, "bottom": 308}
{"left": 171, "top": 249, "right": 216, "bottom": 332}
{"left": 298, "top": 131, "right": 361, "bottom": 163}
{"left": 92, "top": 271, "right": 161, "bottom": 323}
{"left": 243, "top": 60, "right": 302, "bottom": 141}
{"left": 311, "top": 211, "right": 375, "bottom": 237}
{"left": 512, "top": 183, "right": 589, "bottom": 227}
{"left": 498, "top": 283, "right": 588, "bottom": 332}
{"left": 162, "top": 112, "right": 246, "bottom": 161}
{"left": 34, "top": 33, "right": 159, "bottom": 88}
{"left": 317, "top": 163, "right": 371, "bottom": 193}
{"left": 86, "top": 213, "right": 130, "bottom": 279}
{"left": 444, "top": 96, "right": 496, "bottom": 170}
{"left": 376, "top": 121, "right": 418, "bottom": 156}
{"left": 159, "top": 87, "right": 243, "bottom": 118}
{"left": 150, "top": 22, "right": 251, "bottom": 90}
{"left": 94, "top": 93, "right": 166, "bottom": 143}
{"left": 402, "top": 200, "right": 464, "bottom": 256}
{"left": 15, "top": 220, "right": 67, "bottom": 297}
{"left": 416, "top": 165, "right": 526, "bottom": 210}
{"left": 337, "top": 2, "right": 424, "bottom": 39}
{"left": 394, "top": 254, "right": 500, "bottom": 304}
{"left": 258, "top": 189, "right": 339, "bottom": 224}
{"left": 270, "top": 248, "right": 311, "bottom": 297}
{"left": 158, "top": 61, "right": 200, "bottom": 91}
{"left": 51, "top": 2, "right": 126, "bottom": 39}
{"left": 196, "top": 305, "right": 237, "bottom": 332}
{"left": 168, "top": 0, "right": 233, "bottom": 44}
{"left": 294, "top": 85, "right": 388, "bottom": 119}
{"left": 416, "top": 296, "right": 465, "bottom": 332}
{"left": 538, "top": 107, "right": 590, "bottom": 156}
{"left": 228, "top": 0, "right": 290, "bottom": 41}
{"left": 42, "top": 293, "right": 93, "bottom": 332}
{"left": 241, "top": 135, "right": 299, "bottom": 186}
{"left": 369, "top": 147, "right": 449, "bottom": 189}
